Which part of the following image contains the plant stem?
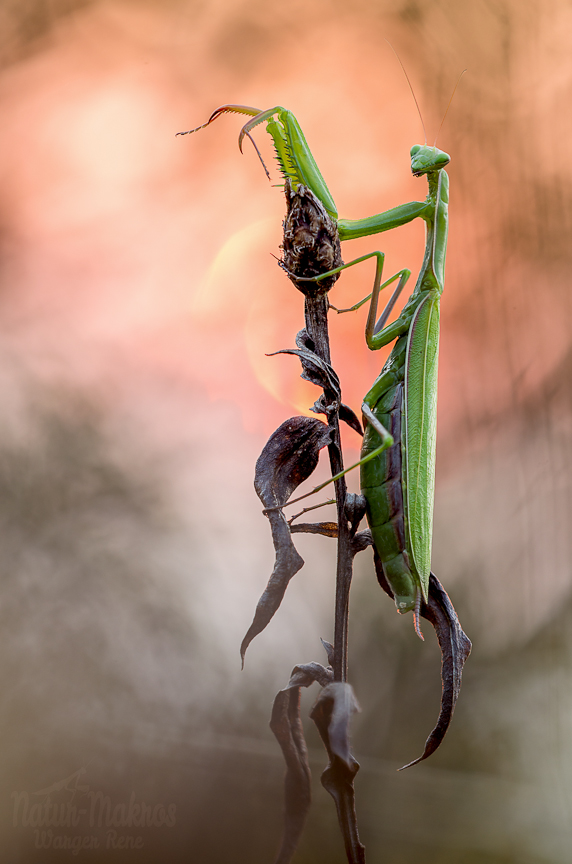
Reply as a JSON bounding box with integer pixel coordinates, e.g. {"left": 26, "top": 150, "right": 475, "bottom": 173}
{"left": 282, "top": 179, "right": 354, "bottom": 684}
{"left": 303, "top": 294, "right": 352, "bottom": 682}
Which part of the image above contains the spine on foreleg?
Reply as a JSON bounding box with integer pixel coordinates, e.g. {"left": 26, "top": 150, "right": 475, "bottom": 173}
{"left": 361, "top": 382, "right": 417, "bottom": 613}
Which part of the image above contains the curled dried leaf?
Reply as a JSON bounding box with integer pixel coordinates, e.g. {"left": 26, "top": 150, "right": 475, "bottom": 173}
{"left": 351, "top": 528, "right": 373, "bottom": 555}
{"left": 254, "top": 415, "right": 333, "bottom": 511}
{"left": 270, "top": 662, "right": 334, "bottom": 864}
{"left": 320, "top": 638, "right": 335, "bottom": 667}
{"left": 271, "top": 688, "right": 311, "bottom": 864}
{"left": 339, "top": 402, "right": 363, "bottom": 435}
{"left": 344, "top": 493, "right": 367, "bottom": 536}
{"left": 311, "top": 682, "right": 361, "bottom": 767}
{"left": 374, "top": 553, "right": 471, "bottom": 769}
{"left": 241, "top": 417, "right": 333, "bottom": 663}
{"left": 310, "top": 683, "right": 365, "bottom": 864}
{"left": 269, "top": 329, "right": 341, "bottom": 407}
{"left": 288, "top": 661, "right": 334, "bottom": 690}
{"left": 400, "top": 572, "right": 472, "bottom": 769}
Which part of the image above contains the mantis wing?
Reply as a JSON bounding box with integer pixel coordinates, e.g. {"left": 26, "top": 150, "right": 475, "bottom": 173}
{"left": 404, "top": 294, "right": 440, "bottom": 601}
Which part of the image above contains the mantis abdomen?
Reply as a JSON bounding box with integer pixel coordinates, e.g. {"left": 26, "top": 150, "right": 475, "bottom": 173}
{"left": 361, "top": 338, "right": 417, "bottom": 613}
{"left": 362, "top": 380, "right": 414, "bottom": 609}
{"left": 361, "top": 290, "right": 439, "bottom": 616}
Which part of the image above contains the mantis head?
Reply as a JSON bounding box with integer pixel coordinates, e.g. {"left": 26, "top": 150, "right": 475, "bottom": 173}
{"left": 410, "top": 145, "right": 450, "bottom": 177}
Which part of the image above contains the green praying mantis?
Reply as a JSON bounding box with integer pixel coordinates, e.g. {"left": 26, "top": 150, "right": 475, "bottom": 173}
{"left": 178, "top": 100, "right": 450, "bottom": 639}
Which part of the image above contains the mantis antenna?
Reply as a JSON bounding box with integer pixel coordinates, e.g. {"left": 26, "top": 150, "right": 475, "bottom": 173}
{"left": 385, "top": 39, "right": 427, "bottom": 144}
{"left": 434, "top": 69, "right": 467, "bottom": 147}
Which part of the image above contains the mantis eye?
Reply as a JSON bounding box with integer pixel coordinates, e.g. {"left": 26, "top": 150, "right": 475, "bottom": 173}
{"left": 410, "top": 144, "right": 422, "bottom": 157}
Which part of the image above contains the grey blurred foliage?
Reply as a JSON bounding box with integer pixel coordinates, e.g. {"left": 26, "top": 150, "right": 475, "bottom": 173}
{"left": 0, "top": 379, "right": 288, "bottom": 861}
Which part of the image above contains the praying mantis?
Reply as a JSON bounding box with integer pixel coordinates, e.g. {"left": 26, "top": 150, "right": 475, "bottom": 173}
{"left": 178, "top": 103, "right": 450, "bottom": 639}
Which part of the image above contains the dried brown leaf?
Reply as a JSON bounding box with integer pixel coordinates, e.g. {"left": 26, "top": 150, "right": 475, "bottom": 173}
{"left": 254, "top": 414, "right": 333, "bottom": 511}
{"left": 240, "top": 417, "right": 332, "bottom": 663}
{"left": 400, "top": 572, "right": 472, "bottom": 769}
{"left": 339, "top": 402, "right": 363, "bottom": 435}
{"left": 270, "top": 329, "right": 341, "bottom": 407}
{"left": 374, "top": 553, "right": 471, "bottom": 768}
{"left": 270, "top": 662, "right": 334, "bottom": 864}
{"left": 310, "top": 683, "right": 365, "bottom": 864}
{"left": 344, "top": 493, "right": 367, "bottom": 536}
{"left": 320, "top": 638, "right": 334, "bottom": 666}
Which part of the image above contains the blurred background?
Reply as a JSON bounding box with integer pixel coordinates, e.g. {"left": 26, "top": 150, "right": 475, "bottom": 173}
{"left": 0, "top": 0, "right": 570, "bottom": 861}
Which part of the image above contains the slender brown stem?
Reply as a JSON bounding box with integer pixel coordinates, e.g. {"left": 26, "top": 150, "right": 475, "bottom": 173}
{"left": 281, "top": 175, "right": 354, "bottom": 684}
{"left": 303, "top": 293, "right": 352, "bottom": 682}
{"left": 281, "top": 179, "right": 366, "bottom": 863}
